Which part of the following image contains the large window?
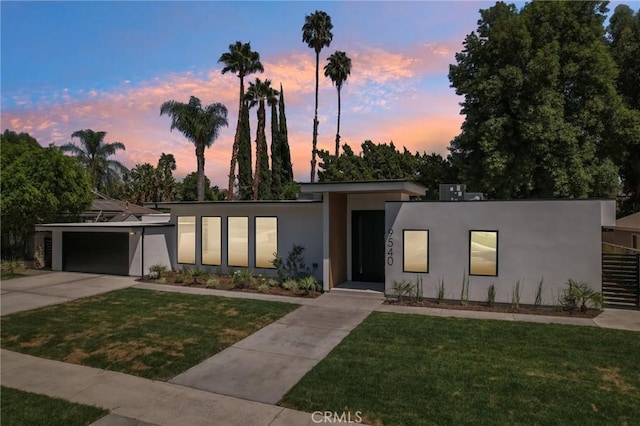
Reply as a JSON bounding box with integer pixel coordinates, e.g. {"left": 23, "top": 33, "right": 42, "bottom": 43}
{"left": 202, "top": 217, "right": 221, "bottom": 265}
{"left": 228, "top": 217, "right": 248, "bottom": 267}
{"left": 255, "top": 217, "right": 277, "bottom": 269}
{"left": 469, "top": 231, "right": 498, "bottom": 276}
{"left": 403, "top": 230, "right": 429, "bottom": 273}
{"left": 177, "top": 216, "right": 196, "bottom": 264}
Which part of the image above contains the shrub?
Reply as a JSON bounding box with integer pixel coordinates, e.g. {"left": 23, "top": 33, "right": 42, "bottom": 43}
{"left": 282, "top": 279, "right": 300, "bottom": 292}
{"left": 157, "top": 277, "right": 167, "bottom": 285}
{"left": 1, "top": 259, "right": 23, "bottom": 276}
{"left": 206, "top": 278, "right": 220, "bottom": 289}
{"left": 460, "top": 272, "right": 470, "bottom": 305}
{"left": 174, "top": 274, "right": 185, "bottom": 284}
{"left": 560, "top": 279, "right": 602, "bottom": 312}
{"left": 271, "top": 245, "right": 310, "bottom": 282}
{"left": 267, "top": 278, "right": 279, "bottom": 287}
{"left": 436, "top": 278, "right": 445, "bottom": 304}
{"left": 511, "top": 280, "right": 521, "bottom": 310}
{"left": 184, "top": 267, "right": 206, "bottom": 285}
{"left": 534, "top": 278, "right": 544, "bottom": 309}
{"left": 414, "top": 276, "right": 424, "bottom": 301}
{"left": 298, "top": 276, "right": 319, "bottom": 296}
{"left": 148, "top": 264, "right": 168, "bottom": 279}
{"left": 486, "top": 284, "right": 496, "bottom": 307}
{"left": 390, "top": 280, "right": 413, "bottom": 301}
{"left": 258, "top": 283, "right": 270, "bottom": 293}
{"left": 232, "top": 269, "right": 254, "bottom": 289}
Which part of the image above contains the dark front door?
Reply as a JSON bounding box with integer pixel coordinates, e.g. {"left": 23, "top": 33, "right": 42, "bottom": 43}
{"left": 352, "top": 210, "right": 385, "bottom": 282}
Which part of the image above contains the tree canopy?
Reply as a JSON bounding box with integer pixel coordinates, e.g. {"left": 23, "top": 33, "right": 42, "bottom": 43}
{"left": 448, "top": 1, "right": 640, "bottom": 200}
{"left": 1, "top": 131, "right": 93, "bottom": 258}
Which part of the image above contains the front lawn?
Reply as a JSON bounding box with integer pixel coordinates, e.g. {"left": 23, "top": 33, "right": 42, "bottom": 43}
{"left": 1, "top": 386, "right": 107, "bottom": 426}
{"left": 281, "top": 312, "right": 640, "bottom": 425}
{"left": 1, "top": 288, "right": 297, "bottom": 380}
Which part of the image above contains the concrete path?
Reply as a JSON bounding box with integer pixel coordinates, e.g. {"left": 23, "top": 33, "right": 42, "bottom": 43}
{"left": 1, "top": 272, "right": 137, "bottom": 316}
{"left": 169, "top": 291, "right": 383, "bottom": 405}
{"left": 1, "top": 349, "right": 315, "bottom": 426}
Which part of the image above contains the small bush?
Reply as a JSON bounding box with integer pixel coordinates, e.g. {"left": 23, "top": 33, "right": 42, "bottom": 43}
{"left": 436, "top": 278, "right": 445, "bottom": 304}
{"left": 205, "top": 278, "right": 220, "bottom": 289}
{"left": 282, "top": 279, "right": 300, "bottom": 292}
{"left": 390, "top": 280, "right": 413, "bottom": 301}
{"left": 258, "top": 283, "right": 270, "bottom": 293}
{"left": 560, "top": 279, "right": 602, "bottom": 312}
{"left": 271, "top": 245, "right": 310, "bottom": 282}
{"left": 460, "top": 272, "right": 470, "bottom": 305}
{"left": 232, "top": 269, "right": 254, "bottom": 289}
{"left": 414, "top": 276, "right": 424, "bottom": 301}
{"left": 267, "top": 278, "right": 280, "bottom": 287}
{"left": 534, "top": 278, "right": 544, "bottom": 309}
{"left": 148, "top": 264, "right": 168, "bottom": 279}
{"left": 1, "top": 259, "right": 23, "bottom": 276}
{"left": 298, "top": 276, "right": 319, "bottom": 295}
{"left": 486, "top": 284, "right": 496, "bottom": 307}
{"left": 185, "top": 267, "right": 207, "bottom": 285}
{"left": 511, "top": 280, "right": 521, "bottom": 310}
{"left": 174, "top": 274, "right": 185, "bottom": 284}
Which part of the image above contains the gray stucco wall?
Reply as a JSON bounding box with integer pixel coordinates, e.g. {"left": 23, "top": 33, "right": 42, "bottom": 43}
{"left": 168, "top": 202, "right": 323, "bottom": 280}
{"left": 129, "top": 227, "right": 175, "bottom": 275}
{"left": 385, "top": 200, "right": 614, "bottom": 306}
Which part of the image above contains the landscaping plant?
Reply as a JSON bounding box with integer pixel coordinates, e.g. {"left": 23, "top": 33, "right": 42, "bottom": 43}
{"left": 486, "top": 284, "right": 496, "bottom": 307}
{"left": 283, "top": 279, "right": 300, "bottom": 292}
{"left": 232, "top": 269, "right": 254, "bottom": 289}
{"left": 436, "top": 278, "right": 445, "bottom": 304}
{"left": 298, "top": 276, "right": 319, "bottom": 296}
{"left": 185, "top": 267, "right": 207, "bottom": 285}
{"left": 271, "top": 245, "right": 310, "bottom": 281}
{"left": 511, "top": 280, "right": 521, "bottom": 310}
{"left": 391, "top": 280, "right": 413, "bottom": 302}
{"left": 560, "top": 279, "right": 603, "bottom": 312}
{"left": 148, "top": 264, "right": 168, "bottom": 279}
{"left": 206, "top": 278, "right": 220, "bottom": 289}
{"left": 460, "top": 272, "right": 470, "bottom": 305}
{"left": 414, "top": 275, "right": 423, "bottom": 301}
{"left": 534, "top": 277, "right": 544, "bottom": 309}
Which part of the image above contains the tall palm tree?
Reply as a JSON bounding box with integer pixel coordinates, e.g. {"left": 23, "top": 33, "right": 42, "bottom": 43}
{"left": 157, "top": 152, "right": 177, "bottom": 201}
{"left": 160, "top": 96, "right": 228, "bottom": 201}
{"left": 324, "top": 51, "right": 352, "bottom": 156}
{"left": 219, "top": 41, "right": 264, "bottom": 198}
{"left": 60, "top": 129, "right": 127, "bottom": 192}
{"left": 302, "top": 10, "right": 333, "bottom": 182}
{"left": 245, "top": 78, "right": 278, "bottom": 200}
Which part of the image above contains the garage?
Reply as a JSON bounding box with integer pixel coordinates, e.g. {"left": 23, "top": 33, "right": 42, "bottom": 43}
{"left": 63, "top": 232, "right": 129, "bottom": 275}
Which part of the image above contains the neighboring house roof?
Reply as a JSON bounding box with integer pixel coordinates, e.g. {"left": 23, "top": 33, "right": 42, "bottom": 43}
{"left": 84, "top": 191, "right": 158, "bottom": 222}
{"left": 615, "top": 211, "right": 640, "bottom": 232}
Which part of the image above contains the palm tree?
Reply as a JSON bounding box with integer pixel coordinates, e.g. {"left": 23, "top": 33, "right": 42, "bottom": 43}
{"left": 160, "top": 96, "right": 228, "bottom": 201}
{"left": 219, "top": 41, "right": 264, "bottom": 198}
{"left": 302, "top": 10, "right": 333, "bottom": 182}
{"left": 324, "top": 51, "right": 352, "bottom": 156}
{"left": 245, "top": 78, "right": 278, "bottom": 200}
{"left": 60, "top": 129, "right": 127, "bottom": 191}
{"left": 157, "top": 153, "right": 177, "bottom": 201}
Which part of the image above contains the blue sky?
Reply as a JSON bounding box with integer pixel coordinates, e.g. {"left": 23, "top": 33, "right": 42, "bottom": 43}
{"left": 1, "top": 1, "right": 625, "bottom": 186}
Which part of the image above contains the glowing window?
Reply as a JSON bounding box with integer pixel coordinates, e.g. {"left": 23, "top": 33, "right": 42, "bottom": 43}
{"left": 469, "top": 231, "right": 498, "bottom": 276}
{"left": 255, "top": 217, "right": 277, "bottom": 269}
{"left": 403, "top": 230, "right": 429, "bottom": 273}
{"left": 228, "top": 217, "right": 248, "bottom": 267}
{"left": 177, "top": 216, "right": 196, "bottom": 264}
{"left": 202, "top": 217, "right": 221, "bottom": 266}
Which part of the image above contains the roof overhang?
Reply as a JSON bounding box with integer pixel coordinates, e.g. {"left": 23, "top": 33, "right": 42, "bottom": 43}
{"left": 36, "top": 221, "right": 173, "bottom": 232}
{"left": 299, "top": 180, "right": 427, "bottom": 196}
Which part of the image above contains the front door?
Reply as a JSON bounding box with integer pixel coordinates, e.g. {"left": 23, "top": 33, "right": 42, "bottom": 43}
{"left": 352, "top": 210, "right": 385, "bottom": 282}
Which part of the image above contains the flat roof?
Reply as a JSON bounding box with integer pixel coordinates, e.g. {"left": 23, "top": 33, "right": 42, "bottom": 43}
{"left": 36, "top": 221, "right": 173, "bottom": 230}
{"left": 145, "top": 200, "right": 321, "bottom": 208}
{"left": 299, "top": 180, "right": 427, "bottom": 196}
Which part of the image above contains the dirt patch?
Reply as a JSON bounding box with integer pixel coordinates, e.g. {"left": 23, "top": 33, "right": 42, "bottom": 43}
{"left": 64, "top": 348, "right": 90, "bottom": 363}
{"left": 597, "top": 367, "right": 636, "bottom": 393}
{"left": 19, "top": 335, "right": 53, "bottom": 348}
{"left": 385, "top": 299, "right": 601, "bottom": 318}
{"left": 225, "top": 308, "right": 239, "bottom": 316}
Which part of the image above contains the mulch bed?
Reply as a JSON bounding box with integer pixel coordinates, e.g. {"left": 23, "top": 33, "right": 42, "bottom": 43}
{"left": 384, "top": 298, "right": 601, "bottom": 318}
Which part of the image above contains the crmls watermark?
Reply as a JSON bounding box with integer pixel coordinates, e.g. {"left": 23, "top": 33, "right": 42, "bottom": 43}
{"left": 311, "top": 411, "right": 363, "bottom": 424}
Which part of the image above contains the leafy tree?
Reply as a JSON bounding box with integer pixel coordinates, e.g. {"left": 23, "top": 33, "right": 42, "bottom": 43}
{"left": 238, "top": 100, "right": 253, "bottom": 200}
{"left": 176, "top": 172, "right": 223, "bottom": 201}
{"left": 302, "top": 10, "right": 333, "bottom": 182}
{"left": 219, "top": 41, "right": 264, "bottom": 198}
{"left": 448, "top": 1, "right": 638, "bottom": 199}
{"left": 245, "top": 78, "right": 277, "bottom": 200}
{"left": 60, "top": 129, "right": 126, "bottom": 192}
{"left": 278, "top": 84, "right": 294, "bottom": 185}
{"left": 157, "top": 152, "right": 177, "bottom": 201}
{"left": 414, "top": 152, "right": 458, "bottom": 200}
{"left": 324, "top": 51, "right": 352, "bottom": 156}
{"left": 607, "top": 4, "right": 640, "bottom": 214}
{"left": 1, "top": 132, "right": 92, "bottom": 258}
{"left": 126, "top": 163, "right": 159, "bottom": 204}
{"left": 160, "top": 96, "right": 228, "bottom": 201}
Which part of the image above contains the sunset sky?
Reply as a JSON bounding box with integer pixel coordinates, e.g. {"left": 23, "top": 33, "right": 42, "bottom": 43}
{"left": 2, "top": 0, "right": 618, "bottom": 186}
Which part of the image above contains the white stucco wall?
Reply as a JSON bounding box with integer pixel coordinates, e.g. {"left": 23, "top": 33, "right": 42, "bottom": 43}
{"left": 168, "top": 202, "right": 324, "bottom": 280}
{"left": 385, "top": 200, "right": 614, "bottom": 305}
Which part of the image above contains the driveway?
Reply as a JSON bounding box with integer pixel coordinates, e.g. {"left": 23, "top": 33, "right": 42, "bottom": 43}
{"left": 1, "top": 272, "right": 137, "bottom": 316}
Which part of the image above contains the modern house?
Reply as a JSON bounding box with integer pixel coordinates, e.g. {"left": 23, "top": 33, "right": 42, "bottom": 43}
{"left": 36, "top": 180, "right": 617, "bottom": 305}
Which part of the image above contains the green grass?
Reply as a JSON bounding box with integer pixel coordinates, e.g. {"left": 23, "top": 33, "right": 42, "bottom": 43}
{"left": 1, "top": 386, "right": 107, "bottom": 426}
{"left": 1, "top": 288, "right": 297, "bottom": 380}
{"left": 281, "top": 312, "right": 640, "bottom": 425}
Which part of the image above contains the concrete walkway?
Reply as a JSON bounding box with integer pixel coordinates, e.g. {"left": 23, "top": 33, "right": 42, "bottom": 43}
{"left": 1, "top": 272, "right": 137, "bottom": 316}
{"left": 169, "top": 291, "right": 383, "bottom": 404}
{"left": 0, "top": 349, "right": 314, "bottom": 426}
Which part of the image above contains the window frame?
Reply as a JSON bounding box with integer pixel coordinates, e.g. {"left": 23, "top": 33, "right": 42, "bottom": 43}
{"left": 176, "top": 215, "right": 196, "bottom": 265}
{"left": 402, "top": 229, "right": 429, "bottom": 273}
{"left": 201, "top": 216, "right": 222, "bottom": 266}
{"left": 254, "top": 216, "right": 278, "bottom": 269}
{"left": 227, "top": 216, "right": 249, "bottom": 268}
{"left": 468, "top": 230, "right": 499, "bottom": 277}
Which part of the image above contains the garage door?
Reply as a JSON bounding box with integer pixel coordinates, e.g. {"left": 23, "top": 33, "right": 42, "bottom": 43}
{"left": 63, "top": 232, "right": 129, "bottom": 275}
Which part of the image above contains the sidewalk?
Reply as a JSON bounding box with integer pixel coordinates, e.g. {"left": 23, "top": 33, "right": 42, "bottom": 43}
{"left": 0, "top": 349, "right": 315, "bottom": 426}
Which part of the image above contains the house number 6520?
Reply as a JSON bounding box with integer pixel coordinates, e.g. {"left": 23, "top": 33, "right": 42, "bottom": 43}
{"left": 386, "top": 229, "right": 394, "bottom": 266}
